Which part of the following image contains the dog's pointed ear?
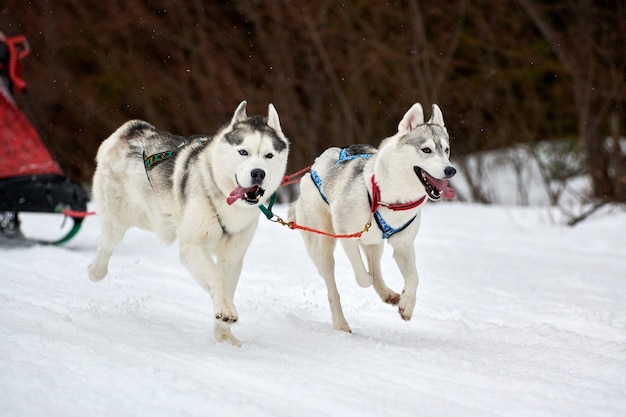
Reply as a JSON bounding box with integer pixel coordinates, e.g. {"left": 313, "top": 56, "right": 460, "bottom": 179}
{"left": 428, "top": 104, "right": 445, "bottom": 127}
{"left": 267, "top": 103, "right": 283, "bottom": 136}
{"left": 231, "top": 100, "right": 248, "bottom": 125}
{"left": 398, "top": 103, "right": 424, "bottom": 133}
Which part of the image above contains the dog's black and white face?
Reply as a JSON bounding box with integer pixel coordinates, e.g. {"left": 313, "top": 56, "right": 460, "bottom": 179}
{"left": 387, "top": 103, "right": 456, "bottom": 200}
{"left": 407, "top": 125, "right": 456, "bottom": 201}
{"left": 214, "top": 101, "right": 290, "bottom": 206}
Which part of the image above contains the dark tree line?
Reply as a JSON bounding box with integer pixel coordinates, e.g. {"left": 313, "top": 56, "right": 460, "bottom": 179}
{"left": 1, "top": 0, "right": 624, "bottom": 203}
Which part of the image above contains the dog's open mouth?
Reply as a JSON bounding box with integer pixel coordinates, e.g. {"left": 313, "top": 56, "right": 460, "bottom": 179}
{"left": 226, "top": 184, "right": 265, "bottom": 205}
{"left": 414, "top": 167, "right": 455, "bottom": 201}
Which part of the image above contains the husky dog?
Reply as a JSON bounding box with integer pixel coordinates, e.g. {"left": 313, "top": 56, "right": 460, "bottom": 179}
{"left": 88, "top": 101, "right": 290, "bottom": 346}
{"left": 290, "top": 103, "right": 455, "bottom": 332}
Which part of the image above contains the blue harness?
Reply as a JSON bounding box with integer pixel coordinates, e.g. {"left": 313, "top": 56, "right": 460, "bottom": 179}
{"left": 310, "top": 148, "right": 418, "bottom": 239}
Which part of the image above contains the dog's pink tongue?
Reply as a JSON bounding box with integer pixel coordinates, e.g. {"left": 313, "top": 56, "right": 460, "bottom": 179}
{"left": 426, "top": 174, "right": 456, "bottom": 200}
{"left": 442, "top": 185, "right": 455, "bottom": 199}
{"left": 226, "top": 185, "right": 256, "bottom": 205}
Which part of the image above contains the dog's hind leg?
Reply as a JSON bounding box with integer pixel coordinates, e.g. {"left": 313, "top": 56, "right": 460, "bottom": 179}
{"left": 362, "top": 243, "right": 401, "bottom": 305}
{"left": 295, "top": 202, "right": 351, "bottom": 332}
{"left": 305, "top": 233, "right": 352, "bottom": 333}
{"left": 88, "top": 220, "right": 129, "bottom": 282}
{"left": 339, "top": 239, "right": 373, "bottom": 288}
{"left": 293, "top": 191, "right": 352, "bottom": 332}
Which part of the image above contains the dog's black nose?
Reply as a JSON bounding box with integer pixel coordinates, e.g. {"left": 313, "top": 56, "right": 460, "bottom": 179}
{"left": 250, "top": 168, "right": 266, "bottom": 184}
{"left": 444, "top": 166, "right": 456, "bottom": 178}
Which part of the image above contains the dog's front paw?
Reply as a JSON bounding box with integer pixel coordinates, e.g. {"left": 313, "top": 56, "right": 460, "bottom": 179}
{"left": 398, "top": 293, "right": 416, "bottom": 321}
{"left": 214, "top": 303, "right": 238, "bottom": 324}
{"left": 383, "top": 291, "right": 401, "bottom": 305}
{"left": 215, "top": 311, "right": 238, "bottom": 323}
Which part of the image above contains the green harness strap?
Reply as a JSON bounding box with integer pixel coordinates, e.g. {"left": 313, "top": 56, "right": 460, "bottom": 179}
{"left": 50, "top": 218, "right": 83, "bottom": 245}
{"left": 258, "top": 192, "right": 278, "bottom": 220}
{"left": 143, "top": 138, "right": 209, "bottom": 171}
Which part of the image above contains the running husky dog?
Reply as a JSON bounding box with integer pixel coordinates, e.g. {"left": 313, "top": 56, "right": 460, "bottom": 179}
{"left": 290, "top": 103, "right": 455, "bottom": 333}
{"left": 88, "top": 101, "right": 289, "bottom": 346}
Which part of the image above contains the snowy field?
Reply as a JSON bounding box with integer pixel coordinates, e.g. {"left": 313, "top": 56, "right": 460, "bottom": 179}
{"left": 1, "top": 197, "right": 625, "bottom": 417}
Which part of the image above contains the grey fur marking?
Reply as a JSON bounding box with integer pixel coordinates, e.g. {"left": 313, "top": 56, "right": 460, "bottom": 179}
{"left": 226, "top": 116, "right": 288, "bottom": 153}
{"left": 404, "top": 124, "right": 449, "bottom": 154}
{"left": 176, "top": 143, "right": 205, "bottom": 203}
{"left": 120, "top": 120, "right": 155, "bottom": 141}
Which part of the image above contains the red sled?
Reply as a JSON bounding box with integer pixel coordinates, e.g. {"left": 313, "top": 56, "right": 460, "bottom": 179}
{"left": 0, "top": 34, "right": 89, "bottom": 244}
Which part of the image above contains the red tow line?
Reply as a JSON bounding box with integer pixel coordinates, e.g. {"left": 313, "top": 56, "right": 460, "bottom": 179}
{"left": 281, "top": 165, "right": 312, "bottom": 187}
{"left": 60, "top": 208, "right": 96, "bottom": 218}
{"left": 267, "top": 165, "right": 375, "bottom": 239}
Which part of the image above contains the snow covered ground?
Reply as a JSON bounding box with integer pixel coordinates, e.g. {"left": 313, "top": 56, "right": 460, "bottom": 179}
{"left": 1, "top": 198, "right": 625, "bottom": 417}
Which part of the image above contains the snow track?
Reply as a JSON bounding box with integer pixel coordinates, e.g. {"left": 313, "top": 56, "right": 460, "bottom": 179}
{"left": 1, "top": 203, "right": 625, "bottom": 416}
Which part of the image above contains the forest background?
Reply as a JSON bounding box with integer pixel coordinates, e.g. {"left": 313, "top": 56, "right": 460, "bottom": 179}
{"left": 1, "top": 0, "right": 624, "bottom": 205}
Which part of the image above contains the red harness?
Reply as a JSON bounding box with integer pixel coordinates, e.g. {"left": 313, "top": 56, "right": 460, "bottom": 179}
{"left": 370, "top": 175, "right": 426, "bottom": 213}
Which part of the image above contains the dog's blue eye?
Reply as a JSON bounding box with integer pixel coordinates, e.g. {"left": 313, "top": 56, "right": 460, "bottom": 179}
{"left": 238, "top": 149, "right": 248, "bottom": 156}
{"left": 266, "top": 153, "right": 274, "bottom": 159}
{"left": 421, "top": 148, "right": 432, "bottom": 154}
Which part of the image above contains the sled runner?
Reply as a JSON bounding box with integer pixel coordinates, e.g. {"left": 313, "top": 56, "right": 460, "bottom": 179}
{"left": 0, "top": 33, "right": 89, "bottom": 244}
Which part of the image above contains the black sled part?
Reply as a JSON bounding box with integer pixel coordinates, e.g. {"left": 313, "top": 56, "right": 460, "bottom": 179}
{"left": 0, "top": 174, "right": 89, "bottom": 213}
